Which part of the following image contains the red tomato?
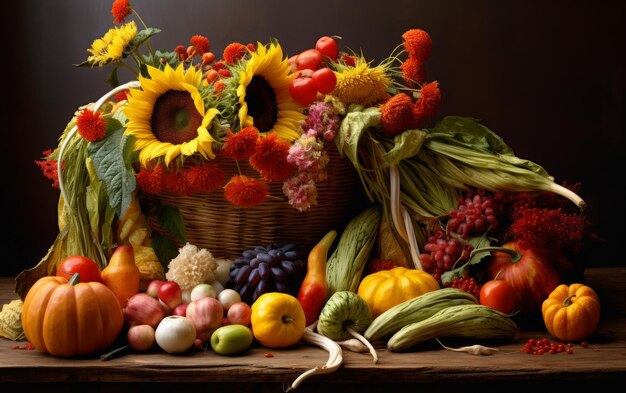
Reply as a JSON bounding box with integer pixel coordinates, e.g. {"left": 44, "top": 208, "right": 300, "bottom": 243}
{"left": 289, "top": 77, "right": 318, "bottom": 106}
{"left": 296, "top": 49, "right": 323, "bottom": 70}
{"left": 56, "top": 255, "right": 102, "bottom": 283}
{"left": 479, "top": 280, "right": 516, "bottom": 314}
{"left": 315, "top": 36, "right": 339, "bottom": 61}
{"left": 312, "top": 68, "right": 337, "bottom": 94}
{"left": 488, "top": 241, "right": 561, "bottom": 313}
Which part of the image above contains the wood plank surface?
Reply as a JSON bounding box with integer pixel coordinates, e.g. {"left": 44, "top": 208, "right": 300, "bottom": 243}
{"left": 1, "top": 269, "right": 625, "bottom": 391}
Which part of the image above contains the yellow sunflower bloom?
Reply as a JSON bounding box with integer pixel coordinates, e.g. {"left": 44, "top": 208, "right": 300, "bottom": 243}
{"left": 124, "top": 64, "right": 219, "bottom": 167}
{"left": 87, "top": 21, "right": 137, "bottom": 66}
{"left": 333, "top": 56, "right": 392, "bottom": 107}
{"left": 236, "top": 43, "right": 305, "bottom": 141}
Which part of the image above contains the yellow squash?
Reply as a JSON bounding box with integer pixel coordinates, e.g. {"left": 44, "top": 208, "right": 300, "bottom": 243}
{"left": 251, "top": 292, "right": 306, "bottom": 348}
{"left": 357, "top": 267, "right": 439, "bottom": 318}
{"left": 542, "top": 283, "right": 601, "bottom": 341}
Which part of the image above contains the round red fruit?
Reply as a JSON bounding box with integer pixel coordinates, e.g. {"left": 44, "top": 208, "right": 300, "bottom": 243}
{"left": 289, "top": 77, "right": 318, "bottom": 106}
{"left": 315, "top": 36, "right": 339, "bottom": 61}
{"left": 479, "top": 279, "right": 516, "bottom": 315}
{"left": 312, "top": 68, "right": 337, "bottom": 94}
{"left": 158, "top": 281, "right": 183, "bottom": 309}
{"left": 296, "top": 49, "right": 323, "bottom": 71}
{"left": 56, "top": 256, "right": 102, "bottom": 283}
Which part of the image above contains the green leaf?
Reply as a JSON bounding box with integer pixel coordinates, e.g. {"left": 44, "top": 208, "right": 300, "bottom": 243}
{"left": 383, "top": 129, "right": 427, "bottom": 165}
{"left": 336, "top": 106, "right": 381, "bottom": 166}
{"left": 106, "top": 67, "right": 120, "bottom": 88}
{"left": 157, "top": 205, "right": 187, "bottom": 243}
{"left": 440, "top": 236, "right": 492, "bottom": 285}
{"left": 429, "top": 116, "right": 513, "bottom": 155}
{"left": 140, "top": 63, "right": 150, "bottom": 78}
{"left": 75, "top": 59, "right": 95, "bottom": 67}
{"left": 128, "top": 28, "right": 161, "bottom": 52}
{"left": 155, "top": 50, "right": 179, "bottom": 68}
{"left": 87, "top": 124, "right": 136, "bottom": 218}
{"left": 151, "top": 232, "right": 179, "bottom": 269}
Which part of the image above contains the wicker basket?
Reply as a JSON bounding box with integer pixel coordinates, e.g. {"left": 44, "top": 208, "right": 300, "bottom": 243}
{"left": 142, "top": 142, "right": 367, "bottom": 260}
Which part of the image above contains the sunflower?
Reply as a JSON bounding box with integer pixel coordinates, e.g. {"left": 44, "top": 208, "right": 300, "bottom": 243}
{"left": 332, "top": 56, "right": 392, "bottom": 107}
{"left": 235, "top": 43, "right": 305, "bottom": 141}
{"left": 124, "top": 64, "right": 219, "bottom": 167}
{"left": 87, "top": 21, "right": 137, "bottom": 66}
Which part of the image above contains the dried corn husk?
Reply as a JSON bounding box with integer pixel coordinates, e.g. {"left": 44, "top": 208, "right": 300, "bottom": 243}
{"left": 117, "top": 195, "right": 164, "bottom": 289}
{"left": 0, "top": 300, "right": 24, "bottom": 341}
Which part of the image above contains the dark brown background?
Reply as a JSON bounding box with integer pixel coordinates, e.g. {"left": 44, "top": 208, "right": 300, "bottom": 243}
{"left": 2, "top": 0, "right": 624, "bottom": 276}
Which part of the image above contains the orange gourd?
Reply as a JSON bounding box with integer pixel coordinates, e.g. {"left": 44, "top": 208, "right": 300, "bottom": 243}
{"left": 541, "top": 283, "right": 601, "bottom": 341}
{"left": 101, "top": 245, "right": 141, "bottom": 307}
{"left": 21, "top": 273, "right": 123, "bottom": 357}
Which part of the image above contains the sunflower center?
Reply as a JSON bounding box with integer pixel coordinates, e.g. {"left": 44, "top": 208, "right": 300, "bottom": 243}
{"left": 246, "top": 76, "right": 277, "bottom": 133}
{"left": 151, "top": 90, "right": 202, "bottom": 145}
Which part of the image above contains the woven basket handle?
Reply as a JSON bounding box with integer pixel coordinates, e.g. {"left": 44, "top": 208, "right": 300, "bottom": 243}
{"left": 57, "top": 81, "right": 140, "bottom": 205}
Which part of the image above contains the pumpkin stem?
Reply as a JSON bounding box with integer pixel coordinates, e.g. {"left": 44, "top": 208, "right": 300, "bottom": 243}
{"left": 282, "top": 316, "right": 295, "bottom": 324}
{"left": 471, "top": 246, "right": 521, "bottom": 263}
{"left": 563, "top": 294, "right": 576, "bottom": 307}
{"left": 69, "top": 273, "right": 81, "bottom": 286}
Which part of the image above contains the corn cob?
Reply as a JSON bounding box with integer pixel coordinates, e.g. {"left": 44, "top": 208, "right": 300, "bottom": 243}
{"left": 387, "top": 304, "right": 518, "bottom": 352}
{"left": 364, "top": 288, "right": 478, "bottom": 342}
{"left": 326, "top": 206, "right": 381, "bottom": 295}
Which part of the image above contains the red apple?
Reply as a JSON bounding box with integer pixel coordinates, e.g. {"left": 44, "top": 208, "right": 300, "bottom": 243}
{"left": 127, "top": 324, "right": 155, "bottom": 351}
{"left": 186, "top": 296, "right": 224, "bottom": 341}
{"left": 173, "top": 303, "right": 189, "bottom": 316}
{"left": 158, "top": 281, "right": 182, "bottom": 309}
{"left": 146, "top": 280, "right": 164, "bottom": 298}
{"left": 227, "top": 302, "right": 252, "bottom": 326}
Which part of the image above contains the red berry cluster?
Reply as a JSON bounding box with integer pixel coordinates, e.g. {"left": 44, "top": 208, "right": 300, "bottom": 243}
{"left": 447, "top": 191, "right": 500, "bottom": 238}
{"left": 11, "top": 342, "right": 35, "bottom": 350}
{"left": 447, "top": 276, "right": 481, "bottom": 298}
{"left": 521, "top": 338, "right": 590, "bottom": 355}
{"left": 419, "top": 231, "right": 472, "bottom": 282}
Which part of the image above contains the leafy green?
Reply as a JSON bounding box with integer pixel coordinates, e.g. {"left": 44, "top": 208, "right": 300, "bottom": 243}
{"left": 106, "top": 67, "right": 120, "bottom": 88}
{"left": 336, "top": 106, "right": 381, "bottom": 165}
{"left": 142, "top": 50, "right": 178, "bottom": 68}
{"left": 87, "top": 119, "right": 136, "bottom": 218}
{"left": 128, "top": 28, "right": 161, "bottom": 52}
{"left": 440, "top": 236, "right": 492, "bottom": 284}
{"left": 383, "top": 129, "right": 427, "bottom": 165}
{"left": 157, "top": 205, "right": 187, "bottom": 243}
{"left": 429, "top": 116, "right": 513, "bottom": 155}
{"left": 151, "top": 232, "right": 179, "bottom": 269}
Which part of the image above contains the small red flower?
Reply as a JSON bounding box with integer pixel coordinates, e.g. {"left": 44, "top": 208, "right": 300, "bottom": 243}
{"left": 175, "top": 45, "right": 188, "bottom": 61}
{"left": 164, "top": 169, "right": 192, "bottom": 195}
{"left": 34, "top": 150, "right": 63, "bottom": 188}
{"left": 136, "top": 164, "right": 166, "bottom": 194}
{"left": 213, "top": 81, "right": 226, "bottom": 93}
{"left": 190, "top": 35, "right": 210, "bottom": 55}
{"left": 76, "top": 109, "right": 107, "bottom": 142}
{"left": 222, "top": 127, "right": 259, "bottom": 160}
{"left": 114, "top": 89, "right": 129, "bottom": 102}
{"left": 402, "top": 29, "right": 432, "bottom": 62}
{"left": 224, "top": 175, "right": 268, "bottom": 208}
{"left": 247, "top": 43, "right": 256, "bottom": 52}
{"left": 185, "top": 163, "right": 224, "bottom": 193}
{"left": 380, "top": 93, "right": 414, "bottom": 136}
{"left": 111, "top": 0, "right": 132, "bottom": 24}
{"left": 401, "top": 57, "right": 426, "bottom": 87}
{"left": 250, "top": 133, "right": 296, "bottom": 182}
{"left": 368, "top": 259, "right": 397, "bottom": 274}
{"left": 223, "top": 42, "right": 247, "bottom": 65}
{"left": 212, "top": 61, "right": 226, "bottom": 70}
{"left": 414, "top": 81, "right": 441, "bottom": 119}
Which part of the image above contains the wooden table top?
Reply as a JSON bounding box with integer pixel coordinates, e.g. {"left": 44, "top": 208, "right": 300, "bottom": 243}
{"left": 1, "top": 268, "right": 625, "bottom": 392}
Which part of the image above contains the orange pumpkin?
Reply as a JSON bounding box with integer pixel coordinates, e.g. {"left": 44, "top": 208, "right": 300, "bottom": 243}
{"left": 541, "top": 283, "right": 601, "bottom": 342}
{"left": 21, "top": 273, "right": 124, "bottom": 357}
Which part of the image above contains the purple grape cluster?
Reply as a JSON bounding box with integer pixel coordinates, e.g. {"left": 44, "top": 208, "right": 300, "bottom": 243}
{"left": 226, "top": 244, "right": 306, "bottom": 305}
